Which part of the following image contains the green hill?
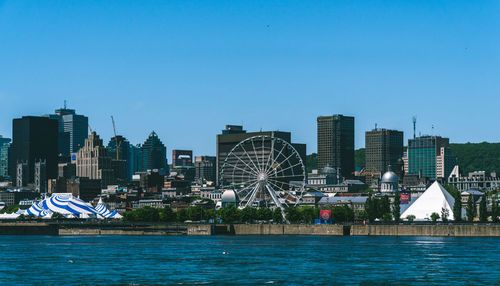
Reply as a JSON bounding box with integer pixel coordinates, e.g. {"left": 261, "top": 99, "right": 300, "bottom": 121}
{"left": 450, "top": 142, "right": 500, "bottom": 174}
{"left": 306, "top": 143, "right": 500, "bottom": 175}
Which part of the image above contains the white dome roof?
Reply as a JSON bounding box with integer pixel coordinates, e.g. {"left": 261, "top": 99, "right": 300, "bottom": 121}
{"left": 221, "top": 189, "right": 239, "bottom": 202}
{"left": 381, "top": 171, "right": 398, "bottom": 183}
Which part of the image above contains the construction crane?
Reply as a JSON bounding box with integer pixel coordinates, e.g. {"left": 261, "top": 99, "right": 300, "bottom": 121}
{"left": 88, "top": 124, "right": 93, "bottom": 134}
{"left": 111, "top": 116, "right": 122, "bottom": 160}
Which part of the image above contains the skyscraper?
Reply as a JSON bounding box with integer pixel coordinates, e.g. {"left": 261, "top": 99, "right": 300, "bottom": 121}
{"left": 407, "top": 136, "right": 456, "bottom": 179}
{"left": 317, "top": 115, "right": 355, "bottom": 179}
{"left": 141, "top": 131, "right": 167, "bottom": 172}
{"left": 0, "top": 136, "right": 10, "bottom": 179}
{"left": 76, "top": 132, "right": 115, "bottom": 188}
{"left": 365, "top": 128, "right": 404, "bottom": 176}
{"left": 194, "top": 156, "right": 216, "bottom": 183}
{"left": 47, "top": 105, "right": 88, "bottom": 157}
{"left": 107, "top": 135, "right": 131, "bottom": 180}
{"left": 10, "top": 116, "right": 58, "bottom": 183}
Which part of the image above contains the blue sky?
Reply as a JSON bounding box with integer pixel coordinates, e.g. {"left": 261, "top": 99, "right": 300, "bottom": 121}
{"left": 1, "top": 1, "right": 499, "bottom": 161}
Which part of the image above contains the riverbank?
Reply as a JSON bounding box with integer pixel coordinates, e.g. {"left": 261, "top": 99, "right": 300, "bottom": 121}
{"left": 1, "top": 221, "right": 500, "bottom": 236}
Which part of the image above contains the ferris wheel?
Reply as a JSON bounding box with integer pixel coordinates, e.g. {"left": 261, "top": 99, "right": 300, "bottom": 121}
{"left": 220, "top": 135, "right": 306, "bottom": 220}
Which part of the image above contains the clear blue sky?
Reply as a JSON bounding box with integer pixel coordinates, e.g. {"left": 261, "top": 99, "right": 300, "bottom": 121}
{"left": 1, "top": 1, "right": 499, "bottom": 162}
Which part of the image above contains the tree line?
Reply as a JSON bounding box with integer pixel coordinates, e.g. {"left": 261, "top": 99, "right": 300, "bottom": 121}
{"left": 122, "top": 205, "right": 358, "bottom": 224}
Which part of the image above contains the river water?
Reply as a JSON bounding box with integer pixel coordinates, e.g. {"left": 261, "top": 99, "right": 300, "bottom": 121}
{"left": 0, "top": 235, "right": 498, "bottom": 285}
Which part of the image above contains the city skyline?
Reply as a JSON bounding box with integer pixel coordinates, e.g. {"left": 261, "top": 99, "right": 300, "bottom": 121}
{"left": 2, "top": 1, "right": 500, "bottom": 160}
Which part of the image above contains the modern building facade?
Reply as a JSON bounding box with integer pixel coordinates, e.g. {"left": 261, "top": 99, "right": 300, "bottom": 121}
{"left": 0, "top": 136, "right": 10, "bottom": 179}
{"left": 407, "top": 136, "right": 456, "bottom": 179}
{"left": 194, "top": 156, "right": 216, "bottom": 183}
{"left": 129, "top": 144, "right": 142, "bottom": 178}
{"left": 76, "top": 132, "right": 115, "bottom": 188}
{"left": 140, "top": 131, "right": 167, "bottom": 172}
{"left": 365, "top": 128, "right": 404, "bottom": 177}
{"left": 216, "top": 125, "right": 306, "bottom": 185}
{"left": 10, "top": 116, "right": 58, "bottom": 184}
{"left": 172, "top": 150, "right": 193, "bottom": 168}
{"left": 47, "top": 105, "right": 88, "bottom": 158}
{"left": 107, "top": 135, "right": 131, "bottom": 180}
{"left": 317, "top": 114, "right": 355, "bottom": 179}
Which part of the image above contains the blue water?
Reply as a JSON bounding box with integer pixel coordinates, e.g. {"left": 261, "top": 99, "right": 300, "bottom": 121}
{"left": 0, "top": 235, "right": 499, "bottom": 285}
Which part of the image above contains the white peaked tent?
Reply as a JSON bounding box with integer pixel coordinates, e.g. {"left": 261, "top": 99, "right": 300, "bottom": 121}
{"left": 401, "top": 181, "right": 461, "bottom": 221}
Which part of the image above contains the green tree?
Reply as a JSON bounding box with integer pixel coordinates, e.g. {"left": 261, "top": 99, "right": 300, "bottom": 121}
{"left": 430, "top": 212, "right": 440, "bottom": 222}
{"left": 392, "top": 194, "right": 401, "bottom": 222}
{"left": 219, "top": 206, "right": 240, "bottom": 223}
{"left": 176, "top": 208, "right": 188, "bottom": 222}
{"left": 466, "top": 194, "right": 475, "bottom": 222}
{"left": 257, "top": 208, "right": 273, "bottom": 221}
{"left": 407, "top": 214, "right": 416, "bottom": 222}
{"left": 203, "top": 209, "right": 216, "bottom": 221}
{"left": 134, "top": 206, "right": 160, "bottom": 222}
{"left": 332, "top": 205, "right": 354, "bottom": 223}
{"left": 441, "top": 207, "right": 449, "bottom": 222}
{"left": 382, "top": 213, "right": 392, "bottom": 222}
{"left": 380, "top": 196, "right": 391, "bottom": 218}
{"left": 272, "top": 208, "right": 283, "bottom": 223}
{"left": 240, "top": 207, "right": 258, "bottom": 223}
{"left": 187, "top": 206, "right": 203, "bottom": 221}
{"left": 453, "top": 192, "right": 462, "bottom": 222}
{"left": 122, "top": 210, "right": 137, "bottom": 222}
{"left": 479, "top": 194, "right": 488, "bottom": 222}
{"left": 160, "top": 206, "right": 176, "bottom": 222}
{"left": 1, "top": 204, "right": 20, "bottom": 214}
{"left": 285, "top": 207, "right": 301, "bottom": 223}
{"left": 51, "top": 212, "right": 64, "bottom": 220}
{"left": 365, "top": 196, "right": 377, "bottom": 222}
{"left": 492, "top": 198, "right": 499, "bottom": 223}
{"left": 299, "top": 207, "right": 318, "bottom": 224}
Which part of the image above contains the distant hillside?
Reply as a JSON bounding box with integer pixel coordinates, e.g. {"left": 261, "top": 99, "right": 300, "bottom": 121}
{"left": 450, "top": 142, "right": 500, "bottom": 174}
{"left": 306, "top": 143, "right": 500, "bottom": 175}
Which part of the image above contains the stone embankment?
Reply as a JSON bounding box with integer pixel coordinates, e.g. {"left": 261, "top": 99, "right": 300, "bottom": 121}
{"left": 1, "top": 222, "right": 500, "bottom": 236}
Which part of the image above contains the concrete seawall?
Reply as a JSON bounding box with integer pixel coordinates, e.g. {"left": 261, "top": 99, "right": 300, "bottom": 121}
{"left": 351, "top": 224, "right": 500, "bottom": 237}
{"left": 2, "top": 222, "right": 500, "bottom": 236}
{"left": 231, "top": 224, "right": 345, "bottom": 235}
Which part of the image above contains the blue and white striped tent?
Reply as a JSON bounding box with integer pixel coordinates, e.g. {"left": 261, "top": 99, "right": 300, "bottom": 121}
{"left": 41, "top": 194, "right": 99, "bottom": 216}
{"left": 25, "top": 201, "right": 52, "bottom": 217}
{"left": 23, "top": 194, "right": 101, "bottom": 218}
{"left": 95, "top": 198, "right": 122, "bottom": 219}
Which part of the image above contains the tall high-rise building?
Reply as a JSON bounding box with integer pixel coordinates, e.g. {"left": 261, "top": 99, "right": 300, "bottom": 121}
{"left": 194, "top": 156, "right": 216, "bottom": 183}
{"left": 47, "top": 105, "right": 88, "bottom": 157}
{"left": 0, "top": 136, "right": 10, "bottom": 179}
{"left": 107, "top": 135, "right": 131, "bottom": 180}
{"left": 216, "top": 125, "right": 306, "bottom": 185}
{"left": 76, "top": 132, "right": 115, "bottom": 188}
{"left": 407, "top": 136, "right": 456, "bottom": 179}
{"left": 129, "top": 144, "right": 142, "bottom": 177}
{"left": 141, "top": 131, "right": 167, "bottom": 172}
{"left": 172, "top": 150, "right": 193, "bottom": 168}
{"left": 317, "top": 115, "right": 355, "bottom": 179}
{"left": 10, "top": 116, "right": 58, "bottom": 183}
{"left": 365, "top": 128, "right": 404, "bottom": 176}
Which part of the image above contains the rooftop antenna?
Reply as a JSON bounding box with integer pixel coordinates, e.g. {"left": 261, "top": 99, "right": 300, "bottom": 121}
{"left": 432, "top": 124, "right": 434, "bottom": 135}
{"left": 412, "top": 116, "right": 417, "bottom": 139}
{"left": 64, "top": 100, "right": 67, "bottom": 109}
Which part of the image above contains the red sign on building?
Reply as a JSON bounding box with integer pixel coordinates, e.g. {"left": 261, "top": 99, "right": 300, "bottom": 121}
{"left": 320, "top": 210, "right": 332, "bottom": 221}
